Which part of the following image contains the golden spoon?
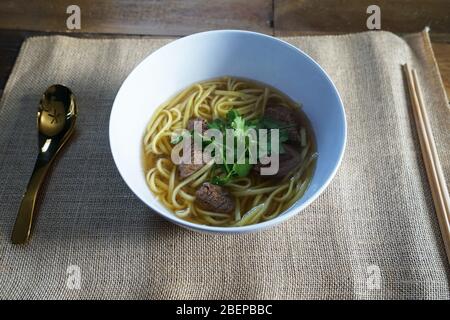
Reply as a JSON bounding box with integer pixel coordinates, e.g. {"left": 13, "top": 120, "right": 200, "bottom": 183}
{"left": 11, "top": 85, "right": 77, "bottom": 244}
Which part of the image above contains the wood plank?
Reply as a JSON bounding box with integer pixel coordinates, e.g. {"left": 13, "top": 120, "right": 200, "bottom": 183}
{"left": 274, "top": 0, "right": 450, "bottom": 36}
{"left": 0, "top": 33, "right": 449, "bottom": 100}
{"left": 0, "top": 0, "right": 273, "bottom": 36}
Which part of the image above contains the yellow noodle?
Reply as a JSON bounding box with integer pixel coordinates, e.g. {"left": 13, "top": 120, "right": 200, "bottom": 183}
{"left": 182, "top": 91, "right": 198, "bottom": 128}
{"left": 227, "top": 177, "right": 252, "bottom": 189}
{"left": 232, "top": 185, "right": 283, "bottom": 197}
{"left": 234, "top": 198, "right": 241, "bottom": 221}
{"left": 171, "top": 160, "right": 214, "bottom": 208}
{"left": 274, "top": 179, "right": 295, "bottom": 202}
{"left": 143, "top": 77, "right": 316, "bottom": 227}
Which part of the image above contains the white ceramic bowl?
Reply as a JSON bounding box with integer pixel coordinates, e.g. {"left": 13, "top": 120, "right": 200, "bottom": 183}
{"left": 109, "top": 30, "right": 346, "bottom": 234}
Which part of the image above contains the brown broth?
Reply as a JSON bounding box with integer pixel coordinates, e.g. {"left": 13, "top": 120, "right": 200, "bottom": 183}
{"left": 142, "top": 77, "right": 317, "bottom": 225}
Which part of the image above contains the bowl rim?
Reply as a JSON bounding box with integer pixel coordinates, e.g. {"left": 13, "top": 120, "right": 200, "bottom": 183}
{"left": 109, "top": 29, "right": 347, "bottom": 233}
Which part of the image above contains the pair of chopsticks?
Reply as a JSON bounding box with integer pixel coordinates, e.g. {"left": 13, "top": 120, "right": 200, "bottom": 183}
{"left": 403, "top": 64, "right": 450, "bottom": 265}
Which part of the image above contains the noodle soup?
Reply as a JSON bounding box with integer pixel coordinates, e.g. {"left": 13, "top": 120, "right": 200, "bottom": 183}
{"left": 143, "top": 77, "right": 316, "bottom": 227}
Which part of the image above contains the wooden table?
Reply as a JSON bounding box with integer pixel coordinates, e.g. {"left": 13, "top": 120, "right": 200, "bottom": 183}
{"left": 1, "top": 0, "right": 449, "bottom": 99}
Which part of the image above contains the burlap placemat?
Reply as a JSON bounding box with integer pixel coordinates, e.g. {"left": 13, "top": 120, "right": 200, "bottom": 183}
{"left": 0, "top": 31, "right": 449, "bottom": 299}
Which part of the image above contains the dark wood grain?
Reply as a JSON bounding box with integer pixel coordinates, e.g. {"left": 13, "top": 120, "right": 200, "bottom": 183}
{"left": 0, "top": 29, "right": 177, "bottom": 94}
{"left": 0, "top": 0, "right": 273, "bottom": 36}
{"left": 0, "top": 1, "right": 450, "bottom": 98}
{"left": 274, "top": 0, "right": 450, "bottom": 36}
{"left": 1, "top": 30, "right": 449, "bottom": 100}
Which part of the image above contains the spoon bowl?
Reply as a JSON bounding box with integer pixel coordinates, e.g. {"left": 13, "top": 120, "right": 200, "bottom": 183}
{"left": 11, "top": 84, "right": 77, "bottom": 244}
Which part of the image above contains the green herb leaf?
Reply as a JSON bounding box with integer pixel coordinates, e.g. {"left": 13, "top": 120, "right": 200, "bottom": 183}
{"left": 234, "top": 163, "right": 252, "bottom": 177}
{"left": 208, "top": 118, "right": 226, "bottom": 131}
{"left": 171, "top": 130, "right": 192, "bottom": 145}
{"left": 211, "top": 166, "right": 236, "bottom": 185}
{"left": 226, "top": 109, "right": 240, "bottom": 123}
{"left": 170, "top": 134, "right": 183, "bottom": 145}
{"left": 211, "top": 175, "right": 227, "bottom": 185}
{"left": 208, "top": 110, "right": 261, "bottom": 184}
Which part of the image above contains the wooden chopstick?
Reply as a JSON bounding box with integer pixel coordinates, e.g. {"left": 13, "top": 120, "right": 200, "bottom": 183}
{"left": 403, "top": 64, "right": 450, "bottom": 265}
{"left": 411, "top": 69, "right": 450, "bottom": 218}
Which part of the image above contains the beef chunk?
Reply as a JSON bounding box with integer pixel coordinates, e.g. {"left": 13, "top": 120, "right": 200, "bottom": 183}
{"left": 254, "top": 144, "right": 302, "bottom": 179}
{"left": 178, "top": 118, "right": 210, "bottom": 179}
{"left": 187, "top": 117, "right": 208, "bottom": 133}
{"left": 178, "top": 143, "right": 211, "bottom": 179}
{"left": 264, "top": 104, "right": 302, "bottom": 142}
{"left": 195, "top": 182, "right": 235, "bottom": 213}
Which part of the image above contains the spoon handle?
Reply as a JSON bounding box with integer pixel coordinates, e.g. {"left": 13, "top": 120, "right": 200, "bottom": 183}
{"left": 11, "top": 155, "right": 51, "bottom": 244}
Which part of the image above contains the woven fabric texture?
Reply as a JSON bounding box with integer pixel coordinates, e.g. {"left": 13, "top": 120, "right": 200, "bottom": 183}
{"left": 0, "top": 31, "right": 449, "bottom": 299}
